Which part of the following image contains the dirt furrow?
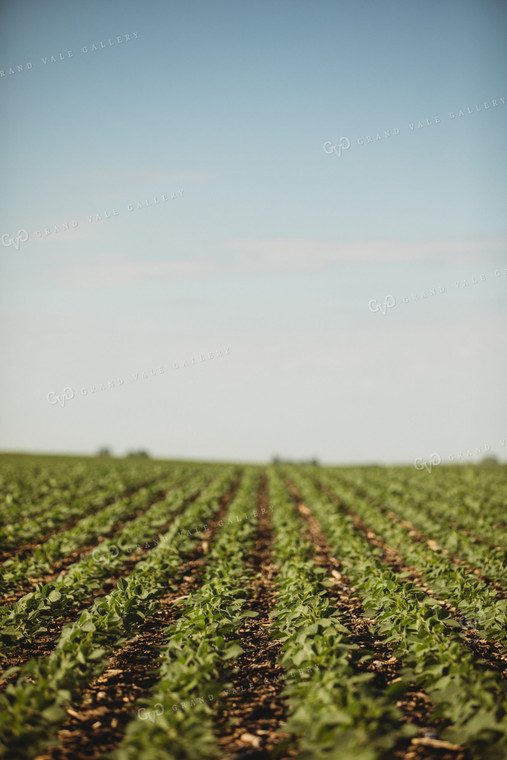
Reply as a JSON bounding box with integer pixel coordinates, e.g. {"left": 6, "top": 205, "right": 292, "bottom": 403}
{"left": 0, "top": 476, "right": 164, "bottom": 564}
{"left": 0, "top": 485, "right": 173, "bottom": 606}
{"left": 0, "top": 483, "right": 212, "bottom": 686}
{"left": 285, "top": 479, "right": 469, "bottom": 760}
{"left": 311, "top": 479, "right": 507, "bottom": 677}
{"left": 340, "top": 477, "right": 507, "bottom": 598}
{"left": 34, "top": 476, "right": 241, "bottom": 760}
{"left": 213, "top": 476, "right": 294, "bottom": 760}
{"left": 341, "top": 477, "right": 506, "bottom": 551}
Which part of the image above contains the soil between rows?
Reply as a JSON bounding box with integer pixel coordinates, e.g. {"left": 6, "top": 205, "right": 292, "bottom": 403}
{"left": 0, "top": 476, "right": 163, "bottom": 564}
{"left": 340, "top": 476, "right": 507, "bottom": 598}
{"left": 0, "top": 482, "right": 213, "bottom": 689}
{"left": 284, "top": 476, "right": 470, "bottom": 760}
{"left": 0, "top": 482, "right": 178, "bottom": 606}
{"left": 2, "top": 468, "right": 503, "bottom": 760}
{"left": 314, "top": 478, "right": 507, "bottom": 678}
{"left": 34, "top": 475, "right": 242, "bottom": 760}
{"left": 213, "top": 475, "right": 294, "bottom": 760}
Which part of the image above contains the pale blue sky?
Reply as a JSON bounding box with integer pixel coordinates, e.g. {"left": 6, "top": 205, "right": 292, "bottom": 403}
{"left": 1, "top": 0, "right": 506, "bottom": 464}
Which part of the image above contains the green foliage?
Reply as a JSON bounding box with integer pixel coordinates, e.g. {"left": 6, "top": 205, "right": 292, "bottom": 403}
{"left": 109, "top": 469, "right": 261, "bottom": 760}
{"left": 288, "top": 466, "right": 507, "bottom": 760}
{"left": 0, "top": 456, "right": 506, "bottom": 760}
{"left": 0, "top": 466, "right": 238, "bottom": 758}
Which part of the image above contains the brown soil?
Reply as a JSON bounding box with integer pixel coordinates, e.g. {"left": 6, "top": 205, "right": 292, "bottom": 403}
{"left": 340, "top": 476, "right": 507, "bottom": 598}
{"left": 311, "top": 478, "right": 507, "bottom": 677}
{"left": 0, "top": 482, "right": 213, "bottom": 688}
{"left": 213, "top": 476, "right": 295, "bottom": 760}
{"left": 285, "top": 477, "right": 471, "bottom": 760}
{"left": 33, "top": 475, "right": 242, "bottom": 760}
{"left": 0, "top": 476, "right": 163, "bottom": 563}
{"left": 0, "top": 485, "right": 173, "bottom": 606}
{"left": 1, "top": 469, "right": 503, "bottom": 760}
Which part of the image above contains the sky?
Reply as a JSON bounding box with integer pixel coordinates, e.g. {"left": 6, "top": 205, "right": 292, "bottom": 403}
{"left": 0, "top": 0, "right": 506, "bottom": 465}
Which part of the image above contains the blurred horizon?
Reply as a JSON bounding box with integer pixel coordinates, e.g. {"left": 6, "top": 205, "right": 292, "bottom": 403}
{"left": 1, "top": 446, "right": 505, "bottom": 469}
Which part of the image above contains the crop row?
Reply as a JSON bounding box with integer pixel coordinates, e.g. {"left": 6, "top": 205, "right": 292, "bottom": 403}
{"left": 0, "top": 468, "right": 190, "bottom": 598}
{"left": 368, "top": 464, "right": 507, "bottom": 538}
{"left": 267, "top": 467, "right": 413, "bottom": 760}
{"left": 317, "top": 469, "right": 507, "bottom": 644}
{"left": 288, "top": 468, "right": 507, "bottom": 759}
{"left": 0, "top": 467, "right": 238, "bottom": 759}
{"left": 109, "top": 469, "right": 261, "bottom": 759}
{"left": 0, "top": 456, "right": 134, "bottom": 525}
{"left": 0, "top": 455, "right": 171, "bottom": 524}
{"left": 344, "top": 466, "right": 507, "bottom": 565}
{"left": 0, "top": 462, "right": 172, "bottom": 554}
{"left": 0, "top": 469, "right": 220, "bottom": 649}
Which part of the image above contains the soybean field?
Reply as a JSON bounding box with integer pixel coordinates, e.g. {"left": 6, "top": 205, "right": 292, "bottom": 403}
{"left": 0, "top": 454, "right": 506, "bottom": 760}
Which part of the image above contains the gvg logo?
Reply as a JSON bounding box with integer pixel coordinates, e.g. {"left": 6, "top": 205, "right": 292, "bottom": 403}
{"left": 1, "top": 229, "right": 28, "bottom": 250}
{"left": 92, "top": 544, "right": 119, "bottom": 564}
{"left": 414, "top": 453, "right": 441, "bottom": 473}
{"left": 138, "top": 703, "right": 164, "bottom": 722}
{"left": 47, "top": 387, "right": 74, "bottom": 408}
{"left": 368, "top": 295, "right": 396, "bottom": 316}
{"left": 323, "top": 136, "right": 350, "bottom": 158}
{"left": 457, "top": 615, "right": 480, "bottom": 630}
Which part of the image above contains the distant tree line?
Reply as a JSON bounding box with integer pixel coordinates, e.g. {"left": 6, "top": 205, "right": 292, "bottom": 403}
{"left": 271, "top": 456, "right": 319, "bottom": 466}
{"left": 96, "top": 447, "right": 150, "bottom": 459}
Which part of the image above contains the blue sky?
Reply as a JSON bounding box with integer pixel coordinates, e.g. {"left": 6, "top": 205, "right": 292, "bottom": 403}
{"left": 1, "top": 0, "right": 506, "bottom": 464}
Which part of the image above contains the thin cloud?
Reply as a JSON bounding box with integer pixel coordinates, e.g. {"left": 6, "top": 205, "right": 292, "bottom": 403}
{"left": 70, "top": 169, "right": 213, "bottom": 184}
{"left": 59, "top": 255, "right": 215, "bottom": 286}
{"left": 27, "top": 223, "right": 100, "bottom": 244}
{"left": 230, "top": 238, "right": 507, "bottom": 272}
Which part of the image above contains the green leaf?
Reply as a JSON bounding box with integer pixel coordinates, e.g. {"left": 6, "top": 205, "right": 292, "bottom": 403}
{"left": 88, "top": 648, "right": 106, "bottom": 661}
{"left": 41, "top": 705, "right": 66, "bottom": 723}
{"left": 222, "top": 643, "right": 244, "bottom": 660}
